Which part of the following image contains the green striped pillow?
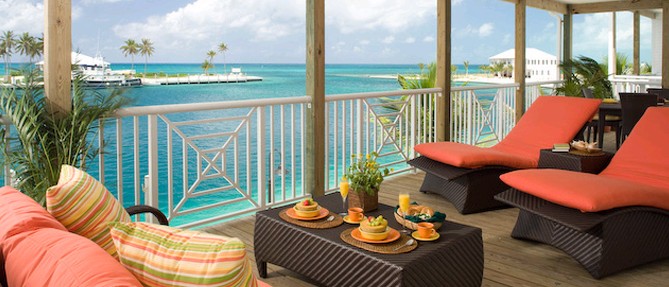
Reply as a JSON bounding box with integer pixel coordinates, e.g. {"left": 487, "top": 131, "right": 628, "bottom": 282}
{"left": 46, "top": 164, "right": 131, "bottom": 258}
{"left": 109, "top": 222, "right": 258, "bottom": 287}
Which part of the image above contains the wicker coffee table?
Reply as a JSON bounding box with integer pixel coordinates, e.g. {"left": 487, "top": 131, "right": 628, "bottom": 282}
{"left": 254, "top": 194, "right": 483, "bottom": 287}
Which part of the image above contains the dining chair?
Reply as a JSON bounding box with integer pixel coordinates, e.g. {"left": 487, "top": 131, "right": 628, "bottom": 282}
{"left": 582, "top": 88, "right": 622, "bottom": 148}
{"left": 619, "top": 92, "right": 659, "bottom": 142}
{"left": 646, "top": 88, "right": 669, "bottom": 103}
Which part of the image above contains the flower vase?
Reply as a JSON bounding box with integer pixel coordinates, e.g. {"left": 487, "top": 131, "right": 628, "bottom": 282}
{"left": 348, "top": 189, "right": 378, "bottom": 212}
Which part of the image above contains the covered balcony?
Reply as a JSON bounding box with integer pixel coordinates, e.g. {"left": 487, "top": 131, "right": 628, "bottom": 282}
{"left": 2, "top": 0, "right": 668, "bottom": 286}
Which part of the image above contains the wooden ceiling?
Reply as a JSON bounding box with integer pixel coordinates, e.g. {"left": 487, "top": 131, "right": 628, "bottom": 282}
{"left": 503, "top": 0, "right": 664, "bottom": 18}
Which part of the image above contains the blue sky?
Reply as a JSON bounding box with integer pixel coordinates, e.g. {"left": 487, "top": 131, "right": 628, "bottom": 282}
{"left": 1, "top": 0, "right": 654, "bottom": 65}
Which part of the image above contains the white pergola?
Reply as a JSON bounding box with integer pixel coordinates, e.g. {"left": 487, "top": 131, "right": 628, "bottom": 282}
{"left": 42, "top": 0, "right": 669, "bottom": 197}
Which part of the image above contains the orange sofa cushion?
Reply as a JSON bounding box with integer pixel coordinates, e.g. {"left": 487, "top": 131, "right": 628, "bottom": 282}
{"left": 3, "top": 228, "right": 142, "bottom": 287}
{"left": 600, "top": 107, "right": 669, "bottom": 190}
{"left": 415, "top": 96, "right": 601, "bottom": 169}
{"left": 0, "top": 186, "right": 66, "bottom": 242}
{"left": 414, "top": 141, "right": 534, "bottom": 169}
{"left": 500, "top": 169, "right": 669, "bottom": 212}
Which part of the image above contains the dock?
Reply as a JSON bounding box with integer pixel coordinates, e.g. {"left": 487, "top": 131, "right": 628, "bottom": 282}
{"left": 141, "top": 74, "right": 262, "bottom": 86}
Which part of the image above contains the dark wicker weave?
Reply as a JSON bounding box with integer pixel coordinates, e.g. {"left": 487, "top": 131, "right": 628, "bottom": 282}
{"left": 537, "top": 149, "right": 613, "bottom": 174}
{"left": 408, "top": 156, "right": 514, "bottom": 214}
{"left": 495, "top": 189, "right": 669, "bottom": 279}
{"left": 254, "top": 194, "right": 484, "bottom": 287}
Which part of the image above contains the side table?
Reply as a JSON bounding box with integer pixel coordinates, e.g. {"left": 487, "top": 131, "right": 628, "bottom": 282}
{"left": 538, "top": 149, "right": 613, "bottom": 174}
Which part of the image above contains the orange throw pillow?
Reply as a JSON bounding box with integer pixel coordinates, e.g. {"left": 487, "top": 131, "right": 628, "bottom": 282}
{"left": 0, "top": 186, "right": 66, "bottom": 242}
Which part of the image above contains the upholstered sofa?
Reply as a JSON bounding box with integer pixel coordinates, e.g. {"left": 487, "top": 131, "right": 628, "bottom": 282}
{"left": 0, "top": 184, "right": 268, "bottom": 287}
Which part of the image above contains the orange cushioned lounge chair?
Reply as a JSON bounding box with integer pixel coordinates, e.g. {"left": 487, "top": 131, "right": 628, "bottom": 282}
{"left": 408, "top": 96, "right": 601, "bottom": 214}
{"left": 495, "top": 107, "right": 669, "bottom": 279}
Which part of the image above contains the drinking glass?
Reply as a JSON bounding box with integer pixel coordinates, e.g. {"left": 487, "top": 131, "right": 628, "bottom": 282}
{"left": 339, "top": 178, "right": 350, "bottom": 215}
{"left": 398, "top": 192, "right": 411, "bottom": 233}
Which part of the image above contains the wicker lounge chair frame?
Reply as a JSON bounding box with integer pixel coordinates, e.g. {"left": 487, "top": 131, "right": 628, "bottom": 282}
{"left": 408, "top": 156, "right": 514, "bottom": 214}
{"left": 495, "top": 189, "right": 669, "bottom": 279}
{"left": 408, "top": 96, "right": 602, "bottom": 215}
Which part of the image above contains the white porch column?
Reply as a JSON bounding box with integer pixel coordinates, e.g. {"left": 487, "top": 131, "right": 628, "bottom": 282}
{"left": 608, "top": 12, "right": 617, "bottom": 78}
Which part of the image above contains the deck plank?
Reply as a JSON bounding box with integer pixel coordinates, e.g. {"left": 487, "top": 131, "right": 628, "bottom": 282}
{"left": 203, "top": 172, "right": 669, "bottom": 287}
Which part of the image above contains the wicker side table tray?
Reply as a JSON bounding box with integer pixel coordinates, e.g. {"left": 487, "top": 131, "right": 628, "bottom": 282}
{"left": 254, "top": 194, "right": 483, "bottom": 287}
{"left": 538, "top": 149, "right": 613, "bottom": 174}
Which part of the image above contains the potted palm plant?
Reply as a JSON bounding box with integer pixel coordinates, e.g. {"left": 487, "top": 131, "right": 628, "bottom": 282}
{"left": 0, "top": 68, "right": 129, "bottom": 205}
{"left": 343, "top": 152, "right": 390, "bottom": 212}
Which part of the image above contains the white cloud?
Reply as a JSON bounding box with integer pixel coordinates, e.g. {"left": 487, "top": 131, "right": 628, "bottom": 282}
{"left": 382, "top": 36, "right": 395, "bottom": 44}
{"left": 0, "top": 0, "right": 43, "bottom": 34}
{"left": 478, "top": 23, "right": 494, "bottom": 37}
{"left": 405, "top": 37, "right": 416, "bottom": 43}
{"left": 113, "top": 0, "right": 305, "bottom": 45}
{"left": 82, "top": 0, "right": 127, "bottom": 4}
{"left": 359, "top": 39, "right": 370, "bottom": 45}
{"left": 423, "top": 36, "right": 434, "bottom": 42}
{"left": 325, "top": 0, "right": 435, "bottom": 34}
{"left": 452, "top": 0, "right": 464, "bottom": 5}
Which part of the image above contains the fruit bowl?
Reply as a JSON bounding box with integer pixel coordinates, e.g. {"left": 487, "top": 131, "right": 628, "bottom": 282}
{"left": 394, "top": 209, "right": 443, "bottom": 230}
{"left": 358, "top": 227, "right": 390, "bottom": 241}
{"left": 292, "top": 206, "right": 321, "bottom": 217}
{"left": 360, "top": 217, "right": 388, "bottom": 233}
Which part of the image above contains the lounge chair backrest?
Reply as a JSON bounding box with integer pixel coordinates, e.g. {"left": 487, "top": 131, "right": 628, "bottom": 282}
{"left": 600, "top": 107, "right": 669, "bottom": 190}
{"left": 491, "top": 96, "right": 601, "bottom": 164}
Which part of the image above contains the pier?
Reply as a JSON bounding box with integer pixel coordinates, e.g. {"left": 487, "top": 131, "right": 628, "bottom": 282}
{"left": 141, "top": 73, "right": 262, "bottom": 86}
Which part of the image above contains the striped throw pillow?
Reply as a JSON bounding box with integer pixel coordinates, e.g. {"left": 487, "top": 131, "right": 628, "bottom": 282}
{"left": 46, "top": 164, "right": 131, "bottom": 258}
{"left": 109, "top": 222, "right": 258, "bottom": 287}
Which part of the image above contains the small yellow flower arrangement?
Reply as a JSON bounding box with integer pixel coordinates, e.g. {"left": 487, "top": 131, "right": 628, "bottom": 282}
{"left": 343, "top": 152, "right": 391, "bottom": 196}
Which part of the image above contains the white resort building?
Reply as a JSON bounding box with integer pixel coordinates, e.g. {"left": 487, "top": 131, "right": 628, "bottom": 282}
{"left": 489, "top": 48, "right": 558, "bottom": 81}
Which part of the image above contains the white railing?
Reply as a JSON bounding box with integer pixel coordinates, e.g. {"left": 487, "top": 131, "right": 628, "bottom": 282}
{"left": 95, "top": 89, "right": 439, "bottom": 228}
{"left": 324, "top": 89, "right": 441, "bottom": 193}
{"left": 0, "top": 82, "right": 561, "bottom": 228}
{"left": 449, "top": 81, "right": 561, "bottom": 146}
{"left": 610, "top": 75, "right": 661, "bottom": 99}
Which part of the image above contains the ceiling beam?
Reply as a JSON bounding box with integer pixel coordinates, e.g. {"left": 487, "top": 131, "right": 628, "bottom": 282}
{"left": 503, "top": 0, "right": 567, "bottom": 14}
{"left": 571, "top": 0, "right": 662, "bottom": 14}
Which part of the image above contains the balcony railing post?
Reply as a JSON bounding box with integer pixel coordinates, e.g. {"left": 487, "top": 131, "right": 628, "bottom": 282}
{"left": 355, "top": 98, "right": 363, "bottom": 156}
{"left": 146, "top": 114, "right": 159, "bottom": 223}
{"left": 257, "top": 107, "right": 267, "bottom": 208}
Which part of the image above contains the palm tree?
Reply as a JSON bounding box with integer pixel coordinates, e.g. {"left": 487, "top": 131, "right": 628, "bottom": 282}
{"left": 119, "top": 39, "right": 139, "bottom": 70}
{"left": 601, "top": 52, "right": 632, "bottom": 75}
{"left": 16, "top": 33, "right": 33, "bottom": 60}
{"left": 463, "top": 60, "right": 470, "bottom": 76}
{"left": 218, "top": 42, "right": 228, "bottom": 74}
{"left": 556, "top": 55, "right": 612, "bottom": 99}
{"left": 138, "top": 38, "right": 155, "bottom": 76}
{"left": 201, "top": 60, "right": 213, "bottom": 75}
{"left": 479, "top": 64, "right": 490, "bottom": 76}
{"left": 1, "top": 31, "right": 16, "bottom": 81}
{"left": 490, "top": 62, "right": 505, "bottom": 77}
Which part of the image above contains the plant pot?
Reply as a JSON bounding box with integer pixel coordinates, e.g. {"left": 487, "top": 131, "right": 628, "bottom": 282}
{"left": 348, "top": 190, "right": 378, "bottom": 212}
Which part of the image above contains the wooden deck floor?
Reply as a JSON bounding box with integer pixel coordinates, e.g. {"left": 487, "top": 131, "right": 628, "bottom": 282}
{"left": 203, "top": 170, "right": 669, "bottom": 287}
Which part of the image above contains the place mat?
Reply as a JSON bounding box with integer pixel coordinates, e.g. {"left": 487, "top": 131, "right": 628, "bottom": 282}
{"left": 569, "top": 150, "right": 606, "bottom": 157}
{"left": 279, "top": 209, "right": 343, "bottom": 229}
{"left": 340, "top": 227, "right": 417, "bottom": 254}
